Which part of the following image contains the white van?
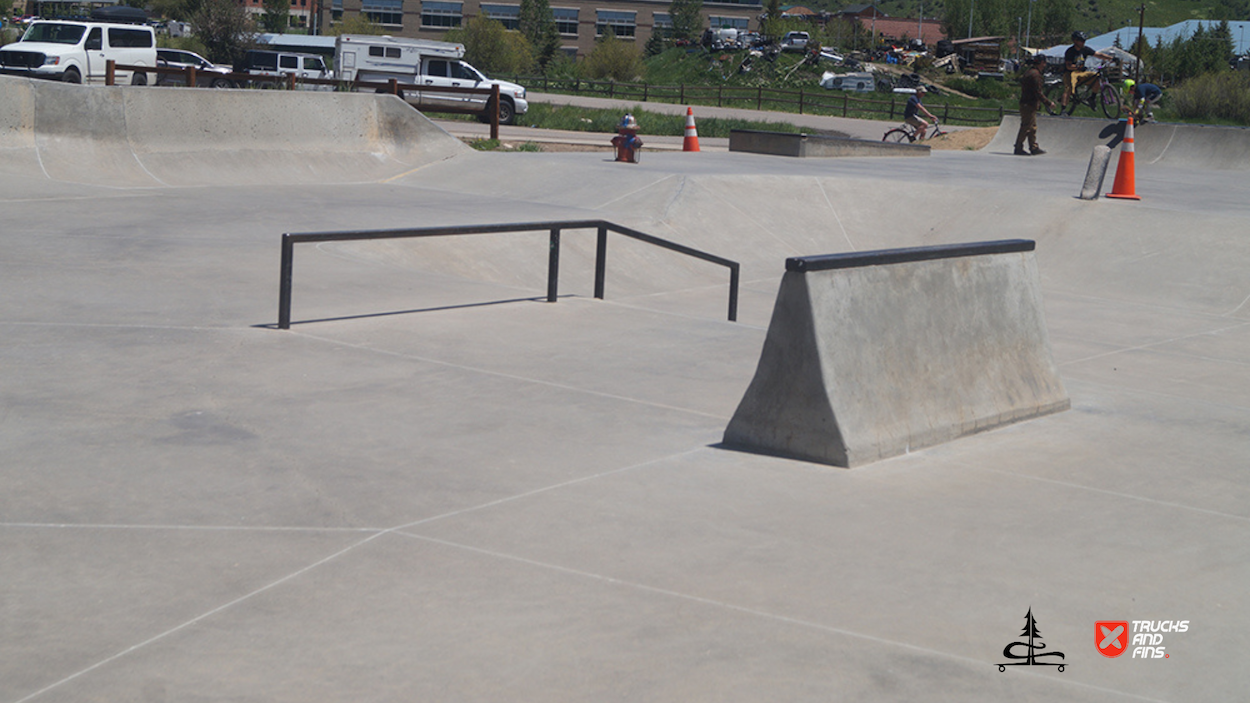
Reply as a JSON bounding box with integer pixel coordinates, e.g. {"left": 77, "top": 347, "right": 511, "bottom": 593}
{"left": 0, "top": 20, "right": 156, "bottom": 84}
{"left": 335, "top": 35, "right": 529, "bottom": 124}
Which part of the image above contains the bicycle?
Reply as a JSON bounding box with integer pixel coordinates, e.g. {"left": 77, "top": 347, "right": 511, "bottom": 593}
{"left": 882, "top": 118, "right": 948, "bottom": 143}
{"left": 1046, "top": 64, "right": 1122, "bottom": 119}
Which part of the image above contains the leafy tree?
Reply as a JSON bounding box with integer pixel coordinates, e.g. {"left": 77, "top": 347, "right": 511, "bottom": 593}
{"left": 519, "top": 0, "right": 560, "bottom": 70}
{"left": 1037, "top": 0, "right": 1075, "bottom": 47}
{"left": 261, "top": 0, "right": 291, "bottom": 33}
{"left": 326, "top": 14, "right": 386, "bottom": 35}
{"left": 583, "top": 31, "right": 644, "bottom": 81}
{"left": 668, "top": 0, "right": 703, "bottom": 42}
{"left": 446, "top": 16, "right": 534, "bottom": 75}
{"left": 192, "top": 0, "right": 257, "bottom": 66}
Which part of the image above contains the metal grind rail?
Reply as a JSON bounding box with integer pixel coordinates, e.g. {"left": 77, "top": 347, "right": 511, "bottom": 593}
{"left": 277, "top": 220, "right": 740, "bottom": 329}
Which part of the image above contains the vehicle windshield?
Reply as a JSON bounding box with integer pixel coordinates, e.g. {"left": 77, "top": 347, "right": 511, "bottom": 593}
{"left": 456, "top": 61, "right": 485, "bottom": 81}
{"left": 21, "top": 22, "right": 86, "bottom": 45}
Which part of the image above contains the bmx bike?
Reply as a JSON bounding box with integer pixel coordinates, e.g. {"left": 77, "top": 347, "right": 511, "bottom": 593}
{"left": 1047, "top": 65, "right": 1122, "bottom": 119}
{"left": 882, "top": 118, "right": 949, "bottom": 143}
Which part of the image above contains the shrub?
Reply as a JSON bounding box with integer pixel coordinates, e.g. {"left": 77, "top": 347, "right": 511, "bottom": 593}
{"left": 583, "top": 32, "right": 645, "bottom": 82}
{"left": 946, "top": 76, "right": 1016, "bottom": 100}
{"left": 1169, "top": 70, "right": 1250, "bottom": 123}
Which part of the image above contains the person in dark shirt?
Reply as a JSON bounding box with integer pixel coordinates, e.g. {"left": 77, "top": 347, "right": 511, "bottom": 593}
{"left": 1126, "top": 80, "right": 1163, "bottom": 122}
{"left": 904, "top": 86, "right": 938, "bottom": 139}
{"left": 1015, "top": 54, "right": 1057, "bottom": 155}
{"left": 1062, "top": 31, "right": 1113, "bottom": 111}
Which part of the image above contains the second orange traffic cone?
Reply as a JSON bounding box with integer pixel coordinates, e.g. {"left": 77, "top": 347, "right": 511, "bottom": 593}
{"left": 683, "top": 107, "right": 701, "bottom": 152}
{"left": 1106, "top": 114, "right": 1141, "bottom": 200}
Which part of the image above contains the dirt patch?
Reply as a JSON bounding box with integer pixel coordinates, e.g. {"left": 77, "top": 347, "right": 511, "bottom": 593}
{"left": 927, "top": 126, "right": 998, "bottom": 151}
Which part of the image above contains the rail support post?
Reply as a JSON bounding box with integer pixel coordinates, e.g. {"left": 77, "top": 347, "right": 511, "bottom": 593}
{"left": 594, "top": 225, "right": 608, "bottom": 299}
{"left": 278, "top": 234, "right": 294, "bottom": 329}
{"left": 728, "top": 263, "right": 739, "bottom": 322}
{"left": 547, "top": 228, "right": 561, "bottom": 302}
{"left": 106, "top": 60, "right": 116, "bottom": 86}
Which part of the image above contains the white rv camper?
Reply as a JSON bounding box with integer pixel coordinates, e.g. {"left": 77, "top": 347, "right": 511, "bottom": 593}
{"left": 335, "top": 35, "right": 528, "bottom": 124}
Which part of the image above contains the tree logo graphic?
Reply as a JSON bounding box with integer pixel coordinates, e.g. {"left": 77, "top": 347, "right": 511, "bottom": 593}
{"left": 998, "top": 608, "right": 1066, "bottom": 672}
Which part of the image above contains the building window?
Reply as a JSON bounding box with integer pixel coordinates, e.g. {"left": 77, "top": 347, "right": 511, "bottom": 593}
{"left": 596, "top": 9, "right": 635, "bottom": 38}
{"left": 708, "top": 15, "right": 749, "bottom": 30}
{"left": 652, "top": 11, "right": 671, "bottom": 31}
{"left": 552, "top": 7, "right": 578, "bottom": 36}
{"left": 421, "top": 0, "right": 462, "bottom": 28}
{"left": 331, "top": 0, "right": 342, "bottom": 20}
{"left": 363, "top": 0, "right": 403, "bottom": 25}
{"left": 480, "top": 3, "right": 520, "bottom": 29}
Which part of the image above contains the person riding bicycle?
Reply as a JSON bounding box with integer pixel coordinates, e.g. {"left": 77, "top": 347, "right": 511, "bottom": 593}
{"left": 1124, "top": 79, "right": 1163, "bottom": 122}
{"left": 904, "top": 86, "right": 938, "bottom": 140}
{"left": 1062, "top": 31, "right": 1114, "bottom": 112}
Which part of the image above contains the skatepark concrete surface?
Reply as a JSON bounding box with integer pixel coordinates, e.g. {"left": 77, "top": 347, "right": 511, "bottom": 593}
{"left": 3, "top": 77, "right": 1249, "bottom": 701}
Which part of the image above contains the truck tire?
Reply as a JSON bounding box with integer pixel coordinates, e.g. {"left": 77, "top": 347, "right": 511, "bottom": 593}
{"left": 62, "top": 67, "right": 82, "bottom": 84}
{"left": 479, "top": 97, "right": 516, "bottom": 125}
{"left": 494, "top": 97, "right": 516, "bottom": 125}
{"left": 130, "top": 71, "right": 148, "bottom": 86}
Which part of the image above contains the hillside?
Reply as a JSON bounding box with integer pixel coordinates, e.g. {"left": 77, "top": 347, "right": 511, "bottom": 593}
{"left": 797, "top": 0, "right": 1248, "bottom": 45}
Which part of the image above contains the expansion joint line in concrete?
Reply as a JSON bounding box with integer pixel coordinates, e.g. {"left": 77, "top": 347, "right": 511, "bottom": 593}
{"left": 291, "top": 329, "right": 731, "bottom": 421}
{"left": 815, "top": 179, "right": 856, "bottom": 251}
{"left": 947, "top": 460, "right": 1250, "bottom": 525}
{"left": 389, "top": 531, "right": 1171, "bottom": 703}
{"left": 9, "top": 447, "right": 707, "bottom": 703}
{"left": 1058, "top": 319, "right": 1250, "bottom": 367}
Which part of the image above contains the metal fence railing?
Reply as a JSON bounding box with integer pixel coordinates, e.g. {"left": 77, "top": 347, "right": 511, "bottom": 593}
{"left": 277, "top": 220, "right": 740, "bottom": 329}
{"left": 502, "top": 75, "right": 1010, "bottom": 126}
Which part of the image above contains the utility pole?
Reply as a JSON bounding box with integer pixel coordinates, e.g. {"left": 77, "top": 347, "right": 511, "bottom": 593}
{"left": 967, "top": 0, "right": 975, "bottom": 39}
{"left": 1017, "top": 17, "right": 1022, "bottom": 61}
{"left": 1025, "top": 0, "right": 1035, "bottom": 54}
{"left": 1135, "top": 4, "right": 1145, "bottom": 82}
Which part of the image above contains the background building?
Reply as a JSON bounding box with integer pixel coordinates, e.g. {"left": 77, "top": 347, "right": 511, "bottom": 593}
{"left": 328, "top": 0, "right": 761, "bottom": 57}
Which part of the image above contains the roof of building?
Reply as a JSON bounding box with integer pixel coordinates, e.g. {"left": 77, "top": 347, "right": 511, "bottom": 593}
{"left": 861, "top": 17, "right": 946, "bottom": 44}
{"left": 1038, "top": 20, "right": 1250, "bottom": 57}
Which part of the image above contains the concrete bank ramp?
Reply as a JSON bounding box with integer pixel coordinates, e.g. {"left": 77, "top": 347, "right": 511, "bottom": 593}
{"left": 986, "top": 113, "right": 1250, "bottom": 170}
{"left": 723, "top": 240, "right": 1070, "bottom": 467}
{"left": 0, "top": 76, "right": 467, "bottom": 187}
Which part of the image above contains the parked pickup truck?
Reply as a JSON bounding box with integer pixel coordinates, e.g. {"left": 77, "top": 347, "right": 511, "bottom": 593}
{"left": 334, "top": 35, "right": 528, "bottom": 124}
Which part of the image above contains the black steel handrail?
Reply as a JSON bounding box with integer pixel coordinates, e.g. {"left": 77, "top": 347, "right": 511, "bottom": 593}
{"left": 277, "top": 220, "right": 740, "bottom": 329}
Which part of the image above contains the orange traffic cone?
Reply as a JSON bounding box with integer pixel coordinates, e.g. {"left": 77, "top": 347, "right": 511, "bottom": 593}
{"left": 1106, "top": 114, "right": 1141, "bottom": 200}
{"left": 683, "top": 107, "right": 701, "bottom": 152}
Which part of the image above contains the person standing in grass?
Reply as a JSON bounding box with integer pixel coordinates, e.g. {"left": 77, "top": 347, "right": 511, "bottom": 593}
{"left": 1015, "top": 54, "right": 1056, "bottom": 156}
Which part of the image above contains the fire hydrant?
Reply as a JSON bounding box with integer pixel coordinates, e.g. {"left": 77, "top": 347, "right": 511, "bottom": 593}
{"left": 611, "top": 113, "right": 643, "bottom": 163}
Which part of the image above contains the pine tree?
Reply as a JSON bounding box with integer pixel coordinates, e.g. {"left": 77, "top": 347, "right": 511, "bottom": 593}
{"left": 519, "top": 0, "right": 560, "bottom": 71}
{"left": 669, "top": 0, "right": 703, "bottom": 43}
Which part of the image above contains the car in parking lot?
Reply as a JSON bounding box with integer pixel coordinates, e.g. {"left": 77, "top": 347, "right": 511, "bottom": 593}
{"left": 780, "top": 31, "right": 809, "bottom": 51}
{"left": 155, "top": 48, "right": 235, "bottom": 88}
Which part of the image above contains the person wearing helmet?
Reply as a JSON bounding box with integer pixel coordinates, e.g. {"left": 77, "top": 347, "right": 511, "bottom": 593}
{"left": 1062, "top": 31, "right": 1113, "bottom": 111}
{"left": 904, "top": 85, "right": 938, "bottom": 140}
{"left": 1015, "top": 54, "right": 1057, "bottom": 155}
{"left": 1129, "top": 80, "right": 1163, "bottom": 122}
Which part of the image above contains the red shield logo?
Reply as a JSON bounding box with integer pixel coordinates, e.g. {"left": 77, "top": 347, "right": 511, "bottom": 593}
{"left": 1096, "top": 621, "right": 1130, "bottom": 658}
